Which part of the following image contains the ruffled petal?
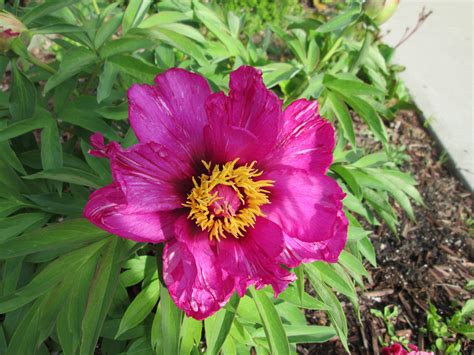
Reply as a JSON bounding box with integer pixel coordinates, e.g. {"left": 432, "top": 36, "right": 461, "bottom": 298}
{"left": 279, "top": 210, "right": 348, "bottom": 267}
{"left": 263, "top": 99, "right": 335, "bottom": 174}
{"left": 90, "top": 133, "right": 194, "bottom": 213}
{"left": 204, "top": 66, "right": 283, "bottom": 164}
{"left": 219, "top": 218, "right": 296, "bottom": 297}
{"left": 83, "top": 183, "right": 178, "bottom": 243}
{"left": 262, "top": 167, "right": 347, "bottom": 265}
{"left": 163, "top": 217, "right": 235, "bottom": 320}
{"left": 128, "top": 68, "right": 212, "bottom": 160}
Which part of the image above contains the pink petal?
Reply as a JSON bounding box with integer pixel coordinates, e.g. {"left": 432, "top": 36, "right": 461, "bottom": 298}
{"left": 83, "top": 183, "right": 178, "bottom": 243}
{"left": 278, "top": 210, "right": 348, "bottom": 267}
{"left": 128, "top": 68, "right": 212, "bottom": 161}
{"left": 204, "top": 66, "right": 283, "bottom": 164}
{"left": 163, "top": 217, "right": 235, "bottom": 320}
{"left": 262, "top": 168, "right": 347, "bottom": 265}
{"left": 219, "top": 218, "right": 296, "bottom": 297}
{"left": 90, "top": 133, "right": 194, "bottom": 213}
{"left": 263, "top": 99, "right": 335, "bottom": 174}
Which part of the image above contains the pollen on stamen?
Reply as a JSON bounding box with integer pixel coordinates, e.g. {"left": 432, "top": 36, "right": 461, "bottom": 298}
{"left": 182, "top": 159, "right": 274, "bottom": 241}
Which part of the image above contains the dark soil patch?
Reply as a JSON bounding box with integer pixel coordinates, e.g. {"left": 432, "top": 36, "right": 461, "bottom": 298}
{"left": 300, "top": 110, "right": 473, "bottom": 354}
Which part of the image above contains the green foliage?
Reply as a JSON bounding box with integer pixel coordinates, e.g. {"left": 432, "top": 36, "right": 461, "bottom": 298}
{"left": 421, "top": 300, "right": 473, "bottom": 354}
{"left": 0, "top": 0, "right": 421, "bottom": 353}
{"left": 215, "top": 0, "right": 303, "bottom": 35}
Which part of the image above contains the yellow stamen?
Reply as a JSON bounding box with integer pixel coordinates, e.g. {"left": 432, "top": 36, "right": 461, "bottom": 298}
{"left": 183, "top": 159, "right": 274, "bottom": 241}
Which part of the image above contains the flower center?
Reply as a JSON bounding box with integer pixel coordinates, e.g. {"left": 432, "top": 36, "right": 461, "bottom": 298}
{"left": 183, "top": 159, "right": 274, "bottom": 241}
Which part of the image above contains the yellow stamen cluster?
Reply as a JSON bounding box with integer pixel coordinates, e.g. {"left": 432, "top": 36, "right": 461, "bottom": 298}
{"left": 183, "top": 159, "right": 274, "bottom": 241}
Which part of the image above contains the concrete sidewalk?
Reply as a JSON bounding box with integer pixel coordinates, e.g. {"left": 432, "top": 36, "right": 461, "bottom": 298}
{"left": 381, "top": 0, "right": 473, "bottom": 190}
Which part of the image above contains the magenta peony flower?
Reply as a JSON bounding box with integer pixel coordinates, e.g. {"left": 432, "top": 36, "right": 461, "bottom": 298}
{"left": 84, "top": 66, "right": 348, "bottom": 319}
{"left": 381, "top": 343, "right": 434, "bottom": 355}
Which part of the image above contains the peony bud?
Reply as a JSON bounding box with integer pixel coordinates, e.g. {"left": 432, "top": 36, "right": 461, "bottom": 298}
{"left": 363, "top": 0, "right": 400, "bottom": 25}
{"left": 0, "top": 10, "right": 28, "bottom": 52}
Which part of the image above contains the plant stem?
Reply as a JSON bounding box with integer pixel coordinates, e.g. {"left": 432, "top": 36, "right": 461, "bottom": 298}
{"left": 26, "top": 54, "right": 56, "bottom": 74}
{"left": 92, "top": 0, "right": 100, "bottom": 15}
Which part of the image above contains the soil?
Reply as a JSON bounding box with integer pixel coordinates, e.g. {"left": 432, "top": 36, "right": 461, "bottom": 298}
{"left": 300, "top": 110, "right": 473, "bottom": 354}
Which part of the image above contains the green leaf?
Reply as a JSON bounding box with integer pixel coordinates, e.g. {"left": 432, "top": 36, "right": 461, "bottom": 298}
{"left": 249, "top": 287, "right": 290, "bottom": 355}
{"left": 0, "top": 212, "right": 49, "bottom": 243}
{"left": 0, "top": 112, "right": 48, "bottom": 143}
{"left": 122, "top": 0, "right": 152, "bottom": 34}
{"left": 21, "top": 0, "right": 79, "bottom": 25}
{"left": 331, "top": 164, "right": 361, "bottom": 198}
{"left": 343, "top": 95, "right": 387, "bottom": 143}
{"left": 205, "top": 293, "right": 240, "bottom": 355}
{"left": 56, "top": 251, "right": 100, "bottom": 355}
{"left": 358, "top": 236, "right": 377, "bottom": 267}
{"left": 306, "top": 39, "right": 320, "bottom": 74}
{"left": 278, "top": 285, "right": 327, "bottom": 310}
{"left": 44, "top": 47, "right": 97, "bottom": 93}
{"left": 305, "top": 265, "right": 349, "bottom": 352}
{"left": 139, "top": 11, "right": 191, "bottom": 28}
{"left": 116, "top": 278, "right": 160, "bottom": 337}
{"left": 0, "top": 239, "right": 107, "bottom": 313}
{"left": 23, "top": 167, "right": 102, "bottom": 189}
{"left": 0, "top": 218, "right": 108, "bottom": 258}
{"left": 99, "top": 37, "right": 156, "bottom": 58}
{"left": 79, "top": 238, "right": 129, "bottom": 355}
{"left": 317, "top": 4, "right": 360, "bottom": 33}
{"left": 40, "top": 109, "right": 63, "bottom": 173}
{"left": 353, "top": 152, "right": 388, "bottom": 168}
{"left": 312, "top": 262, "right": 357, "bottom": 301}
{"left": 260, "top": 63, "right": 301, "bottom": 89}
{"left": 95, "top": 13, "right": 123, "bottom": 49}
{"left": 1, "top": 256, "right": 24, "bottom": 296}
{"left": 9, "top": 59, "right": 37, "bottom": 121}
{"left": 253, "top": 325, "right": 336, "bottom": 344}
{"left": 338, "top": 250, "right": 369, "bottom": 278}
{"left": 327, "top": 91, "right": 355, "bottom": 147}
{"left": 179, "top": 316, "right": 202, "bottom": 355}
{"left": 324, "top": 75, "right": 385, "bottom": 96}
{"left": 159, "top": 285, "right": 183, "bottom": 355}
{"left": 61, "top": 107, "right": 120, "bottom": 141}
{"left": 109, "top": 54, "right": 162, "bottom": 83}
{"left": 192, "top": 0, "right": 248, "bottom": 61}
{"left": 145, "top": 28, "right": 208, "bottom": 66}
{"left": 0, "top": 121, "right": 26, "bottom": 174}
{"left": 97, "top": 61, "right": 119, "bottom": 103}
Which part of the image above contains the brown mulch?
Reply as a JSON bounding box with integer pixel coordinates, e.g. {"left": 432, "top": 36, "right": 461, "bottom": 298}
{"left": 301, "top": 110, "right": 473, "bottom": 354}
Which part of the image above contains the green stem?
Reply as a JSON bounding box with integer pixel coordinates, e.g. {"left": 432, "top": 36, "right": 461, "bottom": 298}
{"left": 92, "top": 0, "right": 100, "bottom": 15}
{"left": 26, "top": 54, "right": 56, "bottom": 74}
{"left": 83, "top": 62, "right": 102, "bottom": 94}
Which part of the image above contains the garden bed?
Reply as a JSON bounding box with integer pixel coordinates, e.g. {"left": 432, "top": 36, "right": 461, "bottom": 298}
{"left": 303, "top": 109, "right": 473, "bottom": 354}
